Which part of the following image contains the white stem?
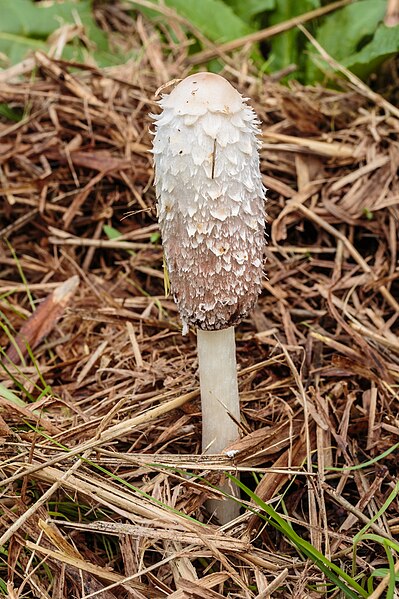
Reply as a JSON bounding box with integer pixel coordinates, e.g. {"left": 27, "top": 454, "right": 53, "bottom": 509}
{"left": 197, "top": 327, "right": 240, "bottom": 523}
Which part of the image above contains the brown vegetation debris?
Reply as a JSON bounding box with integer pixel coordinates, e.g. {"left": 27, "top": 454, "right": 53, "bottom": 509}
{"left": 0, "top": 38, "right": 398, "bottom": 599}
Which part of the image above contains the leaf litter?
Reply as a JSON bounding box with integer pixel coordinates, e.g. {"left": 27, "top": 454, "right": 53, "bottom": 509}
{"left": 0, "top": 11, "right": 398, "bottom": 599}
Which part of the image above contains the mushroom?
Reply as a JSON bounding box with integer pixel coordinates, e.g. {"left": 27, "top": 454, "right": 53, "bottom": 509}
{"left": 152, "top": 73, "right": 266, "bottom": 523}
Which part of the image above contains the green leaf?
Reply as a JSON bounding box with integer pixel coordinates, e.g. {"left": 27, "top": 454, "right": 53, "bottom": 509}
{"left": 267, "top": 0, "right": 320, "bottom": 78}
{"left": 344, "top": 23, "right": 399, "bottom": 78}
{"left": 103, "top": 224, "right": 135, "bottom": 256}
{"left": 150, "top": 232, "right": 161, "bottom": 243}
{"left": 0, "top": 382, "right": 28, "bottom": 408}
{"left": 314, "top": 0, "right": 386, "bottom": 61}
{"left": 370, "top": 568, "right": 399, "bottom": 581}
{"left": 326, "top": 442, "right": 399, "bottom": 471}
{"left": 103, "top": 224, "right": 122, "bottom": 240}
{"left": 306, "top": 0, "right": 387, "bottom": 82}
{"left": 354, "top": 481, "right": 399, "bottom": 545}
{"left": 224, "top": 0, "right": 275, "bottom": 22}
{"left": 167, "top": 0, "right": 253, "bottom": 42}
{"left": 0, "top": 103, "right": 23, "bottom": 121}
{"left": 131, "top": 0, "right": 252, "bottom": 43}
{"left": 0, "top": 0, "right": 115, "bottom": 67}
{"left": 228, "top": 473, "right": 368, "bottom": 598}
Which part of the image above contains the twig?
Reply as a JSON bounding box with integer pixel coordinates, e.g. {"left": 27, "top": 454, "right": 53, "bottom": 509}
{"left": 262, "top": 131, "right": 356, "bottom": 159}
{"left": 0, "top": 391, "right": 199, "bottom": 487}
{"left": 322, "top": 483, "right": 395, "bottom": 541}
{"left": 254, "top": 568, "right": 289, "bottom": 599}
{"left": 0, "top": 451, "right": 89, "bottom": 547}
{"left": 48, "top": 236, "right": 159, "bottom": 250}
{"left": 292, "top": 202, "right": 399, "bottom": 313}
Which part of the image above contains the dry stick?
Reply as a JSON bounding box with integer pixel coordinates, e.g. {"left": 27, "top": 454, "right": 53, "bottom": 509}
{"left": 188, "top": 526, "right": 248, "bottom": 593}
{"left": 0, "top": 106, "right": 52, "bottom": 140}
{"left": 79, "top": 552, "right": 194, "bottom": 599}
{"left": 35, "top": 51, "right": 103, "bottom": 107}
{"left": 298, "top": 24, "right": 399, "bottom": 120}
{"left": 188, "top": 0, "right": 352, "bottom": 65}
{"left": 279, "top": 344, "right": 319, "bottom": 548}
{"left": 175, "top": 580, "right": 225, "bottom": 598}
{"left": 254, "top": 568, "right": 289, "bottom": 599}
{"left": 49, "top": 521, "right": 249, "bottom": 551}
{"left": 0, "top": 57, "right": 36, "bottom": 82}
{"left": 1, "top": 441, "right": 310, "bottom": 474}
{"left": 48, "top": 236, "right": 159, "bottom": 251}
{"left": 0, "top": 451, "right": 90, "bottom": 547}
{"left": 0, "top": 356, "right": 283, "bottom": 486}
{"left": 322, "top": 484, "right": 395, "bottom": 542}
{"left": 292, "top": 202, "right": 399, "bottom": 313}
{"left": 262, "top": 131, "right": 355, "bottom": 159}
{"left": 0, "top": 391, "right": 198, "bottom": 488}
{"left": 33, "top": 464, "right": 193, "bottom": 525}
{"left": 25, "top": 542, "right": 126, "bottom": 585}
{"left": 385, "top": 0, "right": 399, "bottom": 26}
{"left": 350, "top": 321, "right": 399, "bottom": 352}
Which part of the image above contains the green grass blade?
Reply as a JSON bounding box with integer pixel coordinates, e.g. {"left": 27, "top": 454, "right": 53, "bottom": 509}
{"left": 326, "top": 442, "right": 399, "bottom": 472}
{"left": 0, "top": 382, "right": 28, "bottom": 409}
{"left": 0, "top": 321, "right": 26, "bottom": 367}
{"left": 25, "top": 343, "right": 51, "bottom": 392}
{"left": 385, "top": 543, "right": 396, "bottom": 599}
{"left": 5, "top": 240, "right": 35, "bottom": 311}
{"left": 354, "top": 480, "right": 399, "bottom": 544}
{"left": 228, "top": 473, "right": 368, "bottom": 598}
{"left": 23, "top": 424, "right": 204, "bottom": 527}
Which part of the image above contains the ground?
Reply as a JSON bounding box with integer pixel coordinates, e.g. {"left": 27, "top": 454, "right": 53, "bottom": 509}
{"left": 0, "top": 44, "right": 398, "bottom": 599}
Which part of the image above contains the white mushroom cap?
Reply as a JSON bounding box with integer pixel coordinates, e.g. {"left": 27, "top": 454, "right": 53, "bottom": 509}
{"left": 152, "top": 73, "right": 266, "bottom": 334}
{"left": 161, "top": 73, "right": 243, "bottom": 115}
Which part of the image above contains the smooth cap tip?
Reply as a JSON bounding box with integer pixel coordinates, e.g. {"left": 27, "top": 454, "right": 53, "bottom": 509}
{"left": 162, "top": 72, "right": 243, "bottom": 114}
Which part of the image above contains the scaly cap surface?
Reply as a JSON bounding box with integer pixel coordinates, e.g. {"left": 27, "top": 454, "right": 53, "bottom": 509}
{"left": 152, "top": 73, "right": 266, "bottom": 333}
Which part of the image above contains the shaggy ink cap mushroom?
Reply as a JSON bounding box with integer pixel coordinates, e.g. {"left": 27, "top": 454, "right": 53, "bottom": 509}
{"left": 152, "top": 73, "right": 266, "bottom": 335}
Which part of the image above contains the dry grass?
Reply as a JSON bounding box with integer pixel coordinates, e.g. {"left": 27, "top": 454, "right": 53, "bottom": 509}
{"left": 0, "top": 8, "right": 398, "bottom": 598}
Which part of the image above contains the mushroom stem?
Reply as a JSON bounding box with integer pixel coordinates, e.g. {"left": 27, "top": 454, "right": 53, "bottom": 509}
{"left": 197, "top": 326, "right": 240, "bottom": 523}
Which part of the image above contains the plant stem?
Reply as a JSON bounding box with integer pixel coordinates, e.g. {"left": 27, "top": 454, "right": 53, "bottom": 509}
{"left": 197, "top": 326, "right": 240, "bottom": 523}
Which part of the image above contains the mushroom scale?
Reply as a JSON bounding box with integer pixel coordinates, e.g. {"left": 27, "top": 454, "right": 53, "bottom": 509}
{"left": 152, "top": 73, "right": 266, "bottom": 333}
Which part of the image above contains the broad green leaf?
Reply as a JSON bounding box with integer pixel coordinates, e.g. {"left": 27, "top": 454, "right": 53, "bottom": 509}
{"left": 0, "top": 32, "right": 46, "bottom": 66}
{"left": 224, "top": 0, "right": 275, "bottom": 22}
{"left": 267, "top": 0, "right": 320, "bottom": 78}
{"left": 306, "top": 0, "right": 386, "bottom": 82}
{"left": 0, "top": 0, "right": 116, "bottom": 67}
{"left": 165, "top": 0, "right": 253, "bottom": 42}
{"left": 313, "top": 0, "right": 386, "bottom": 61}
{"left": 131, "top": 0, "right": 252, "bottom": 43}
{"left": 344, "top": 23, "right": 399, "bottom": 78}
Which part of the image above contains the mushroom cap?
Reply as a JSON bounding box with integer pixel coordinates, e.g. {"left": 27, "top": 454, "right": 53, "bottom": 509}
{"left": 152, "top": 73, "right": 266, "bottom": 333}
{"left": 161, "top": 73, "right": 243, "bottom": 115}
